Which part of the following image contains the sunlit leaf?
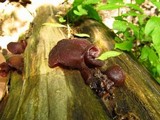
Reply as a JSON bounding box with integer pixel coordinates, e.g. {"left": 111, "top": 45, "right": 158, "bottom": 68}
{"left": 156, "top": 64, "right": 160, "bottom": 76}
{"left": 148, "top": 48, "right": 158, "bottom": 66}
{"left": 145, "top": 16, "right": 160, "bottom": 36}
{"left": 115, "top": 41, "right": 133, "bottom": 51}
{"left": 140, "top": 46, "right": 150, "bottom": 61}
{"left": 107, "top": 0, "right": 123, "bottom": 3}
{"left": 135, "top": 0, "right": 145, "bottom": 4}
{"left": 152, "top": 26, "right": 160, "bottom": 45}
{"left": 122, "top": 11, "right": 139, "bottom": 17}
{"left": 73, "top": 5, "right": 88, "bottom": 16}
{"left": 73, "top": 0, "right": 84, "bottom": 7}
{"left": 59, "top": 17, "right": 66, "bottom": 23}
{"left": 74, "top": 33, "right": 90, "bottom": 38}
{"left": 126, "top": 4, "right": 144, "bottom": 13}
{"left": 128, "top": 23, "right": 140, "bottom": 38}
{"left": 83, "top": 0, "right": 100, "bottom": 5}
{"left": 97, "top": 51, "right": 122, "bottom": 60}
{"left": 151, "top": 1, "right": 160, "bottom": 9}
{"left": 138, "top": 14, "right": 148, "bottom": 25}
{"left": 84, "top": 5, "right": 102, "bottom": 22}
{"left": 96, "top": 3, "right": 124, "bottom": 10}
{"left": 153, "top": 45, "right": 160, "bottom": 58}
{"left": 113, "top": 20, "right": 128, "bottom": 32}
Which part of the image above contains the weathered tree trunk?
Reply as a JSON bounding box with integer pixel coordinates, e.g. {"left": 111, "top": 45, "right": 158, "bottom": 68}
{"left": 0, "top": 5, "right": 160, "bottom": 120}
{"left": 0, "top": 5, "right": 110, "bottom": 120}
{"left": 76, "top": 19, "right": 160, "bottom": 120}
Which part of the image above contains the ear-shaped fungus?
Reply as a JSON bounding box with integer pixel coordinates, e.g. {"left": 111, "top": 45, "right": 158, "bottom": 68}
{"left": 104, "top": 65, "right": 125, "bottom": 86}
{"left": 7, "top": 40, "right": 27, "bottom": 54}
{"left": 0, "top": 55, "right": 24, "bottom": 77}
{"left": 48, "top": 39, "right": 104, "bottom": 84}
{"left": 48, "top": 39, "right": 126, "bottom": 97}
{"left": 7, "top": 55, "right": 24, "bottom": 72}
{"left": 0, "top": 62, "right": 11, "bottom": 77}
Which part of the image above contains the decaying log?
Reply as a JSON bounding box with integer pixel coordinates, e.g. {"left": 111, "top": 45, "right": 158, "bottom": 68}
{"left": 76, "top": 19, "right": 160, "bottom": 120}
{"left": 0, "top": 5, "right": 110, "bottom": 120}
{"left": 0, "top": 5, "right": 160, "bottom": 120}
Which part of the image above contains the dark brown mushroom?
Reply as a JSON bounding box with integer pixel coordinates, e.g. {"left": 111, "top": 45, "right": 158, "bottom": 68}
{"left": 0, "top": 55, "right": 24, "bottom": 77}
{"left": 48, "top": 38, "right": 104, "bottom": 84}
{"left": 0, "top": 62, "right": 11, "bottom": 77}
{"left": 7, "top": 55, "right": 24, "bottom": 72}
{"left": 104, "top": 65, "right": 125, "bottom": 86}
{"left": 7, "top": 40, "right": 27, "bottom": 54}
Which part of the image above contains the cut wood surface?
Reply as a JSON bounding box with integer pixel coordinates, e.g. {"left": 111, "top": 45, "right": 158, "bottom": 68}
{"left": 0, "top": 5, "right": 160, "bottom": 120}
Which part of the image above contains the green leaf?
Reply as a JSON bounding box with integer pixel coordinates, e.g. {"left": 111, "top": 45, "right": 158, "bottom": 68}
{"left": 155, "top": 77, "right": 160, "bottom": 84}
{"left": 122, "top": 11, "right": 139, "bottom": 17}
{"left": 115, "top": 41, "right": 133, "bottom": 51}
{"left": 152, "top": 26, "right": 160, "bottom": 45}
{"left": 107, "top": 0, "right": 123, "bottom": 3}
{"left": 74, "top": 33, "right": 90, "bottom": 38}
{"left": 126, "top": 4, "right": 144, "bottom": 13}
{"left": 73, "top": 0, "right": 100, "bottom": 6}
{"left": 138, "top": 14, "right": 148, "bottom": 25}
{"left": 145, "top": 16, "right": 160, "bottom": 36}
{"left": 140, "top": 46, "right": 150, "bottom": 61}
{"left": 153, "top": 45, "right": 160, "bottom": 58}
{"left": 124, "top": 32, "right": 135, "bottom": 41}
{"left": 96, "top": 3, "right": 124, "bottom": 10}
{"left": 114, "top": 36, "right": 122, "bottom": 42}
{"left": 97, "top": 51, "right": 122, "bottom": 60}
{"left": 83, "top": 5, "right": 102, "bottom": 22}
{"left": 140, "top": 46, "right": 158, "bottom": 66}
{"left": 128, "top": 23, "right": 140, "bottom": 38}
{"left": 83, "top": 0, "right": 100, "bottom": 5}
{"left": 135, "top": 0, "right": 145, "bottom": 4}
{"left": 64, "top": 6, "right": 81, "bottom": 23}
{"left": 156, "top": 64, "right": 160, "bottom": 76}
{"left": 151, "top": 1, "right": 160, "bottom": 9}
{"left": 42, "top": 23, "right": 67, "bottom": 28}
{"left": 73, "top": 0, "right": 84, "bottom": 7}
{"left": 73, "top": 5, "right": 88, "bottom": 16}
{"left": 113, "top": 20, "right": 128, "bottom": 32}
{"left": 148, "top": 48, "right": 158, "bottom": 66}
{"left": 59, "top": 17, "right": 66, "bottom": 23}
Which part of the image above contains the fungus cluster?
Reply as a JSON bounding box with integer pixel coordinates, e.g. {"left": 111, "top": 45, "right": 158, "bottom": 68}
{"left": 0, "top": 40, "right": 27, "bottom": 77}
{"left": 48, "top": 38, "right": 125, "bottom": 97}
{"left": 7, "top": 40, "right": 27, "bottom": 54}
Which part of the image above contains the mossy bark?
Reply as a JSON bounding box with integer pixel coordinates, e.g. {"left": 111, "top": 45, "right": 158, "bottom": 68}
{"left": 0, "top": 5, "right": 110, "bottom": 120}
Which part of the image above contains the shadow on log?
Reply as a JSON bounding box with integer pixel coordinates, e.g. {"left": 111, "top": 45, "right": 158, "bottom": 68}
{"left": 0, "top": 5, "right": 160, "bottom": 120}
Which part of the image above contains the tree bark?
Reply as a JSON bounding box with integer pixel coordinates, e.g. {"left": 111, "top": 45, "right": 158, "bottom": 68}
{"left": 76, "top": 19, "right": 160, "bottom": 120}
{"left": 0, "top": 5, "right": 110, "bottom": 120}
{"left": 0, "top": 5, "right": 160, "bottom": 120}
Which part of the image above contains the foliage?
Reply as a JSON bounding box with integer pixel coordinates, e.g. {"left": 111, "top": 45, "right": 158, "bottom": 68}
{"left": 60, "top": 0, "right": 160, "bottom": 84}
{"left": 110, "top": 2, "right": 160, "bottom": 84}
{"left": 97, "top": 51, "right": 122, "bottom": 60}
{"left": 63, "top": 0, "right": 102, "bottom": 23}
